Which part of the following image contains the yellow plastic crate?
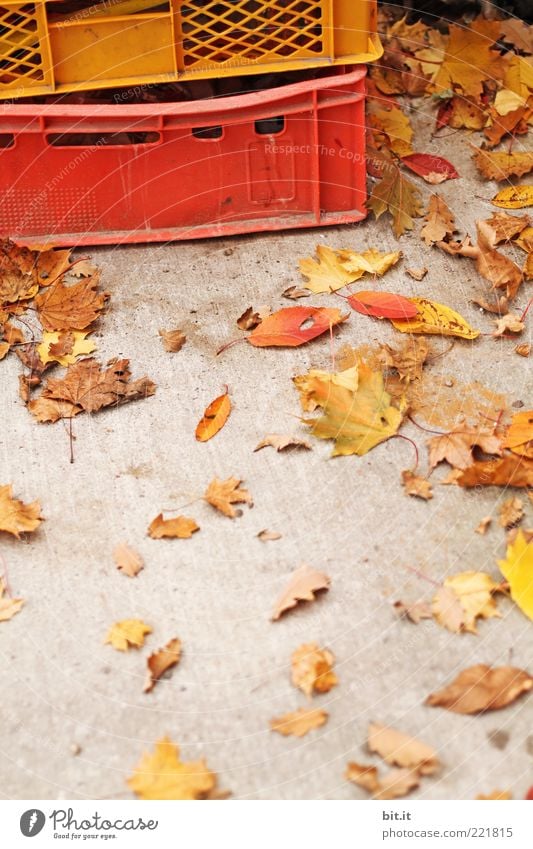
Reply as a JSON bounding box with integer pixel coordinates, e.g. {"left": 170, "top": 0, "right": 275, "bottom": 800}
{"left": 0, "top": 0, "right": 382, "bottom": 99}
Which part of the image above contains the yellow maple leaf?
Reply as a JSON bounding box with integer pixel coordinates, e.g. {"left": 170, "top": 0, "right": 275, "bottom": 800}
{"left": 503, "top": 410, "right": 533, "bottom": 458}
{"left": 504, "top": 54, "right": 533, "bottom": 101}
{"left": 432, "top": 571, "right": 503, "bottom": 634}
{"left": 368, "top": 107, "right": 414, "bottom": 157}
{"left": 37, "top": 330, "right": 96, "bottom": 366}
{"left": 128, "top": 736, "right": 217, "bottom": 800}
{"left": 0, "top": 578, "right": 24, "bottom": 622}
{"left": 432, "top": 19, "right": 506, "bottom": 99}
{"left": 339, "top": 248, "right": 402, "bottom": 278}
{"left": 391, "top": 298, "right": 479, "bottom": 339}
{"left": 294, "top": 365, "right": 359, "bottom": 412}
{"left": 0, "top": 484, "right": 42, "bottom": 538}
{"left": 294, "top": 360, "right": 403, "bottom": 456}
{"left": 104, "top": 619, "right": 152, "bottom": 651}
{"left": 498, "top": 531, "right": 533, "bottom": 621}
{"left": 299, "top": 245, "right": 359, "bottom": 294}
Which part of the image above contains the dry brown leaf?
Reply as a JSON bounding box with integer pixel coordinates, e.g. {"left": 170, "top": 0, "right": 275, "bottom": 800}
{"left": 204, "top": 476, "right": 252, "bottom": 518}
{"left": 405, "top": 267, "right": 428, "bottom": 281}
{"left": 272, "top": 564, "right": 330, "bottom": 621}
{"left": 500, "top": 18, "right": 533, "bottom": 54}
{"left": 128, "top": 736, "right": 217, "bottom": 800}
{"left": 0, "top": 578, "right": 24, "bottom": 622}
{"left": 291, "top": 643, "right": 338, "bottom": 697}
{"left": 105, "top": 619, "right": 152, "bottom": 652}
{"left": 515, "top": 344, "right": 531, "bottom": 357}
{"left": 345, "top": 762, "right": 420, "bottom": 800}
{"left": 148, "top": 515, "right": 199, "bottom": 540}
{"left": 35, "top": 274, "right": 109, "bottom": 331}
{"left": 236, "top": 306, "right": 267, "bottom": 331}
{"left": 476, "top": 516, "right": 493, "bottom": 535}
{"left": 270, "top": 708, "right": 328, "bottom": 737}
{"left": 473, "top": 149, "right": 533, "bottom": 182}
{"left": 426, "top": 664, "right": 533, "bottom": 714}
{"left": 367, "top": 156, "right": 423, "bottom": 237}
{"left": 401, "top": 470, "right": 433, "bottom": 500}
{"left": 159, "top": 328, "right": 186, "bottom": 352}
{"left": 428, "top": 429, "right": 502, "bottom": 471}
{"left": 380, "top": 338, "right": 430, "bottom": 384}
{"left": 493, "top": 314, "right": 525, "bottom": 336}
{"left": 483, "top": 212, "right": 530, "bottom": 244}
{"left": 144, "top": 638, "right": 182, "bottom": 693}
{"left": 368, "top": 723, "right": 440, "bottom": 775}
{"left": 0, "top": 484, "right": 42, "bottom": 538}
{"left": 257, "top": 529, "right": 282, "bottom": 542}
{"left": 476, "top": 220, "right": 524, "bottom": 299}
{"left": 114, "top": 543, "right": 144, "bottom": 577}
{"left": 393, "top": 599, "right": 433, "bottom": 624}
{"left": 457, "top": 456, "right": 533, "bottom": 488}
{"left": 499, "top": 497, "right": 524, "bottom": 529}
{"left": 282, "top": 286, "right": 311, "bottom": 300}
{"left": 472, "top": 294, "right": 509, "bottom": 315}
{"left": 254, "top": 434, "right": 311, "bottom": 453}
{"left": 421, "top": 194, "right": 456, "bottom": 245}
{"left": 29, "top": 358, "right": 156, "bottom": 423}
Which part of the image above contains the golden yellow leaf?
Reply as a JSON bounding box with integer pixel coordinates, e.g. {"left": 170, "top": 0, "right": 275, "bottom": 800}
{"left": 498, "top": 530, "right": 533, "bottom": 621}
{"left": 0, "top": 577, "right": 24, "bottom": 623}
{"left": 128, "top": 736, "right": 217, "bottom": 800}
{"left": 204, "top": 476, "right": 252, "bottom": 518}
{"left": 270, "top": 708, "right": 328, "bottom": 737}
{"left": 114, "top": 543, "right": 144, "bottom": 578}
{"left": 272, "top": 563, "right": 330, "bottom": 620}
{"left": 368, "top": 107, "right": 414, "bottom": 157}
{"left": 294, "top": 361, "right": 403, "bottom": 457}
{"left": 148, "top": 514, "right": 199, "bottom": 539}
{"left": 473, "top": 149, "right": 533, "bottom": 182}
{"left": 432, "top": 19, "right": 505, "bottom": 99}
{"left": 368, "top": 723, "right": 440, "bottom": 775}
{"left": 339, "top": 248, "right": 402, "bottom": 278}
{"left": 391, "top": 298, "right": 479, "bottom": 339}
{"left": 503, "top": 410, "right": 533, "bottom": 458}
{"left": 432, "top": 571, "right": 504, "bottom": 634}
{"left": 299, "top": 244, "right": 359, "bottom": 294}
{"left": 0, "top": 484, "right": 42, "bottom": 538}
{"left": 144, "top": 637, "right": 182, "bottom": 693}
{"left": 492, "top": 185, "right": 533, "bottom": 209}
{"left": 426, "top": 664, "right": 533, "bottom": 714}
{"left": 291, "top": 642, "right": 338, "bottom": 697}
{"left": 37, "top": 330, "right": 95, "bottom": 365}
{"left": 105, "top": 619, "right": 152, "bottom": 652}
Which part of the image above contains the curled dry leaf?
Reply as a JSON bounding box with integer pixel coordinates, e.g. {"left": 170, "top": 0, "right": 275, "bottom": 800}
{"left": 421, "top": 194, "right": 456, "bottom": 245}
{"left": 257, "top": 529, "right": 282, "bottom": 542}
{"left": 272, "top": 564, "right": 330, "bottom": 621}
{"left": 391, "top": 298, "right": 479, "bottom": 339}
{"left": 270, "top": 708, "right": 328, "bottom": 737}
{"left": 457, "top": 456, "right": 533, "bottom": 488}
{"left": 159, "top": 328, "right": 186, "bottom": 352}
{"left": 291, "top": 643, "right": 338, "bottom": 697}
{"left": 493, "top": 314, "right": 524, "bottom": 336}
{"left": 282, "top": 286, "right": 311, "bottom": 300}
{"left": 128, "top": 736, "right": 217, "bottom": 800}
{"left": 195, "top": 390, "right": 231, "bottom": 442}
{"left": 0, "top": 484, "right": 42, "bottom": 538}
{"left": 105, "top": 619, "right": 152, "bottom": 652}
{"left": 148, "top": 514, "right": 199, "bottom": 540}
{"left": 432, "top": 572, "right": 504, "bottom": 634}
{"left": 426, "top": 664, "right": 533, "bottom": 714}
{"left": 472, "top": 149, "right": 533, "bottom": 181}
{"left": 345, "top": 762, "right": 420, "bottom": 800}
{"left": 367, "top": 723, "right": 440, "bottom": 775}
{"left": 247, "top": 306, "right": 347, "bottom": 347}
{"left": 476, "top": 220, "right": 524, "bottom": 299}
{"left": 144, "top": 638, "right": 182, "bottom": 693}
{"left": 476, "top": 516, "right": 493, "bottom": 535}
{"left": 35, "top": 274, "right": 109, "bottom": 331}
{"left": 499, "top": 497, "right": 524, "bottom": 529}
{"left": 236, "top": 307, "right": 263, "bottom": 331}
{"left": 428, "top": 429, "right": 502, "bottom": 471}
{"left": 498, "top": 530, "right": 533, "bottom": 621}
{"left": 401, "top": 470, "right": 433, "bottom": 500}
{"left": 114, "top": 543, "right": 144, "bottom": 578}
{"left": 405, "top": 267, "right": 428, "bottom": 281}
{"left": 483, "top": 212, "right": 530, "bottom": 244}
{"left": 515, "top": 344, "right": 531, "bottom": 357}
{"left": 254, "top": 434, "right": 311, "bottom": 453}
{"left": 0, "top": 577, "right": 24, "bottom": 622}
{"left": 204, "top": 476, "right": 252, "bottom": 518}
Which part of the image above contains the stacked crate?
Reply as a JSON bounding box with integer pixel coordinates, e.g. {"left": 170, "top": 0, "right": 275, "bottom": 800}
{"left": 0, "top": 0, "right": 382, "bottom": 244}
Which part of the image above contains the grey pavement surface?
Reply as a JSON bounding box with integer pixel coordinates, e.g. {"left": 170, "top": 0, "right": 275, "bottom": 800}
{"left": 1, "top": 99, "right": 532, "bottom": 801}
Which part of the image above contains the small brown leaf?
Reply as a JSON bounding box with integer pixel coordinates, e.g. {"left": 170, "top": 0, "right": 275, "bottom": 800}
{"left": 345, "top": 762, "right": 420, "bottom": 800}
{"left": 428, "top": 429, "right": 502, "bottom": 471}
{"left": 291, "top": 643, "right": 338, "bottom": 697}
{"left": 401, "top": 470, "right": 433, "bottom": 500}
{"left": 236, "top": 307, "right": 263, "bottom": 331}
{"left": 367, "top": 723, "right": 440, "bottom": 775}
{"left": 144, "top": 638, "right": 182, "bottom": 693}
{"left": 159, "top": 328, "right": 186, "bottom": 353}
{"left": 114, "top": 543, "right": 144, "bottom": 577}
{"left": 499, "top": 497, "right": 524, "bottom": 529}
{"left": 254, "top": 434, "right": 311, "bottom": 453}
{"left": 476, "top": 516, "right": 493, "bottom": 535}
{"left": 282, "top": 286, "right": 311, "bottom": 300}
{"left": 0, "top": 578, "right": 24, "bottom": 622}
{"left": 515, "top": 344, "right": 531, "bottom": 357}
{"left": 405, "top": 267, "right": 428, "bottom": 281}
{"left": 257, "top": 529, "right": 282, "bottom": 542}
{"left": 493, "top": 314, "right": 525, "bottom": 336}
{"left": 270, "top": 708, "right": 328, "bottom": 737}
{"left": 426, "top": 664, "right": 533, "bottom": 714}
{"left": 148, "top": 515, "right": 199, "bottom": 539}
{"left": 421, "top": 194, "right": 456, "bottom": 245}
{"left": 272, "top": 564, "right": 330, "bottom": 620}
{"left": 204, "top": 477, "right": 252, "bottom": 518}
{"left": 393, "top": 599, "right": 433, "bottom": 624}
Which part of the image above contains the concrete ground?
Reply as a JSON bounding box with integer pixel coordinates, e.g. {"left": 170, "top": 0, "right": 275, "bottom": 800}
{"left": 1, "top": 99, "right": 532, "bottom": 801}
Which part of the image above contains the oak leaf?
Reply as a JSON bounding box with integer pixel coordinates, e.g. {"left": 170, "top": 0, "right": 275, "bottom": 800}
{"left": 148, "top": 515, "right": 199, "bottom": 539}
{"left": 272, "top": 564, "right": 330, "bottom": 620}
{"left": 367, "top": 723, "right": 440, "bottom": 775}
{"left": 114, "top": 543, "right": 144, "bottom": 577}
{"left": 401, "top": 471, "right": 432, "bottom": 500}
{"left": 498, "top": 531, "right": 533, "bottom": 621}
{"left": 390, "top": 298, "right": 479, "bottom": 339}
{"left": 159, "top": 328, "right": 186, "bottom": 352}
{"left": 0, "top": 484, "right": 42, "bottom": 538}
{"left": 247, "top": 306, "right": 347, "bottom": 347}
{"left": 270, "top": 708, "right": 328, "bottom": 737}
{"left": 426, "top": 664, "right": 533, "bottom": 714}
{"left": 195, "top": 390, "right": 231, "bottom": 442}
{"left": 421, "top": 194, "right": 456, "bottom": 245}
{"left": 254, "top": 434, "right": 311, "bottom": 453}
{"left": 35, "top": 274, "right": 109, "bottom": 331}
{"left": 432, "top": 572, "right": 504, "bottom": 634}
{"left": 105, "top": 619, "right": 152, "bottom": 651}
{"left": 0, "top": 578, "right": 24, "bottom": 622}
{"left": 204, "top": 477, "right": 252, "bottom": 518}
{"left": 128, "top": 736, "right": 216, "bottom": 800}
{"left": 457, "top": 455, "right": 533, "bottom": 488}
{"left": 144, "top": 638, "right": 182, "bottom": 693}
{"left": 428, "top": 429, "right": 502, "bottom": 470}
{"left": 291, "top": 643, "right": 338, "bottom": 697}
{"left": 368, "top": 160, "right": 423, "bottom": 238}
{"left": 492, "top": 185, "right": 533, "bottom": 209}
{"left": 345, "top": 762, "right": 420, "bottom": 800}
{"left": 473, "top": 149, "right": 533, "bottom": 182}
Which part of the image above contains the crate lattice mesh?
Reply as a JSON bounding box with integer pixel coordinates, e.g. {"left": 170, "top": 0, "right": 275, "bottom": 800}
{"left": 0, "top": 3, "right": 45, "bottom": 86}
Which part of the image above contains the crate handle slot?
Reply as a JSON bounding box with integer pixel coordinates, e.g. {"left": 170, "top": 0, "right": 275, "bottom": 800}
{"left": 0, "top": 133, "right": 15, "bottom": 148}
{"left": 46, "top": 130, "right": 161, "bottom": 147}
{"left": 192, "top": 125, "right": 223, "bottom": 140}
{"left": 254, "top": 116, "right": 284, "bottom": 135}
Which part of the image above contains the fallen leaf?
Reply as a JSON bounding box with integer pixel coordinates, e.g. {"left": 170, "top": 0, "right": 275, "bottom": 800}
{"left": 294, "top": 360, "right": 403, "bottom": 456}
{"left": 348, "top": 290, "right": 419, "bottom": 320}
{"left": 254, "top": 434, "right": 311, "bottom": 453}
{"left": 457, "top": 456, "right": 533, "bottom": 488}
{"left": 472, "top": 294, "right": 509, "bottom": 315}
{"left": 393, "top": 599, "right": 433, "bottom": 624}
{"left": 195, "top": 390, "right": 231, "bottom": 442}
{"left": 432, "top": 19, "right": 505, "bottom": 100}
{"left": 37, "top": 330, "right": 95, "bottom": 365}
{"left": 105, "top": 619, "right": 152, "bottom": 651}
{"left": 402, "top": 153, "right": 459, "bottom": 183}
{"left": 499, "top": 497, "right": 524, "bottom": 529}
{"left": 498, "top": 530, "right": 533, "bottom": 620}
{"left": 500, "top": 18, "right": 533, "bottom": 55}
{"left": 114, "top": 543, "right": 144, "bottom": 578}
{"left": 476, "top": 516, "right": 493, "bottom": 535}
{"left": 257, "top": 529, "right": 282, "bottom": 542}
{"left": 345, "top": 762, "right": 420, "bottom": 800}
{"left": 476, "top": 220, "right": 524, "bottom": 297}
{"left": 236, "top": 307, "right": 263, "bottom": 331}
{"left": 401, "top": 470, "right": 433, "bottom": 500}
{"left": 428, "top": 429, "right": 502, "bottom": 470}
{"left": 29, "top": 358, "right": 156, "bottom": 422}
{"left": 368, "top": 722, "right": 440, "bottom": 775}
{"left": 204, "top": 476, "right": 252, "bottom": 518}
{"left": 515, "top": 226, "right": 533, "bottom": 252}
{"left": 299, "top": 245, "right": 355, "bottom": 293}
{"left": 477, "top": 790, "right": 512, "bottom": 800}
{"left": 282, "top": 286, "right": 311, "bottom": 300}
{"left": 339, "top": 248, "right": 402, "bottom": 279}
{"left": 432, "top": 571, "right": 504, "bottom": 634}
{"left": 294, "top": 365, "right": 359, "bottom": 412}
{"left": 291, "top": 643, "right": 338, "bottom": 697}
{"left": 426, "top": 664, "right": 533, "bottom": 714}
{"left": 492, "top": 185, "right": 533, "bottom": 209}
{"left": 368, "top": 159, "right": 423, "bottom": 237}
{"left": 421, "top": 194, "right": 456, "bottom": 245}
{"left": 473, "top": 149, "right": 533, "bottom": 182}
{"left": 379, "top": 338, "right": 430, "bottom": 383}
{"left": 483, "top": 212, "right": 531, "bottom": 244}
{"left": 515, "top": 343, "right": 531, "bottom": 357}
{"left": 405, "top": 267, "right": 428, "bottom": 281}
{"left": 159, "top": 328, "right": 186, "bottom": 352}
{"left": 391, "top": 298, "right": 479, "bottom": 340}
{"left": 272, "top": 564, "right": 330, "bottom": 621}
{"left": 128, "top": 736, "right": 216, "bottom": 799}
{"left": 503, "top": 410, "right": 533, "bottom": 458}
{"left": 247, "top": 306, "right": 347, "bottom": 347}
{"left": 369, "top": 106, "right": 414, "bottom": 157}
{"left": 0, "top": 484, "right": 42, "bottom": 538}
{"left": 144, "top": 638, "right": 182, "bottom": 693}
{"left": 35, "top": 274, "right": 109, "bottom": 331}
{"left": 0, "top": 578, "right": 24, "bottom": 622}
{"left": 270, "top": 708, "right": 328, "bottom": 737}
{"left": 493, "top": 314, "right": 525, "bottom": 336}
{"left": 148, "top": 515, "right": 199, "bottom": 539}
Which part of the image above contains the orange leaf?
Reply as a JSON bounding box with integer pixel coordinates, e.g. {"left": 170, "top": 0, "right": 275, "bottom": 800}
{"left": 144, "top": 638, "right": 182, "bottom": 693}
{"left": 247, "top": 307, "right": 347, "bottom": 348}
{"left": 195, "top": 390, "right": 231, "bottom": 442}
{"left": 348, "top": 291, "right": 419, "bottom": 320}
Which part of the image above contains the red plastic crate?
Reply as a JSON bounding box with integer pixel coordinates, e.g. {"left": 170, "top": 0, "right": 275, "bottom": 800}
{"left": 0, "top": 67, "right": 367, "bottom": 246}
